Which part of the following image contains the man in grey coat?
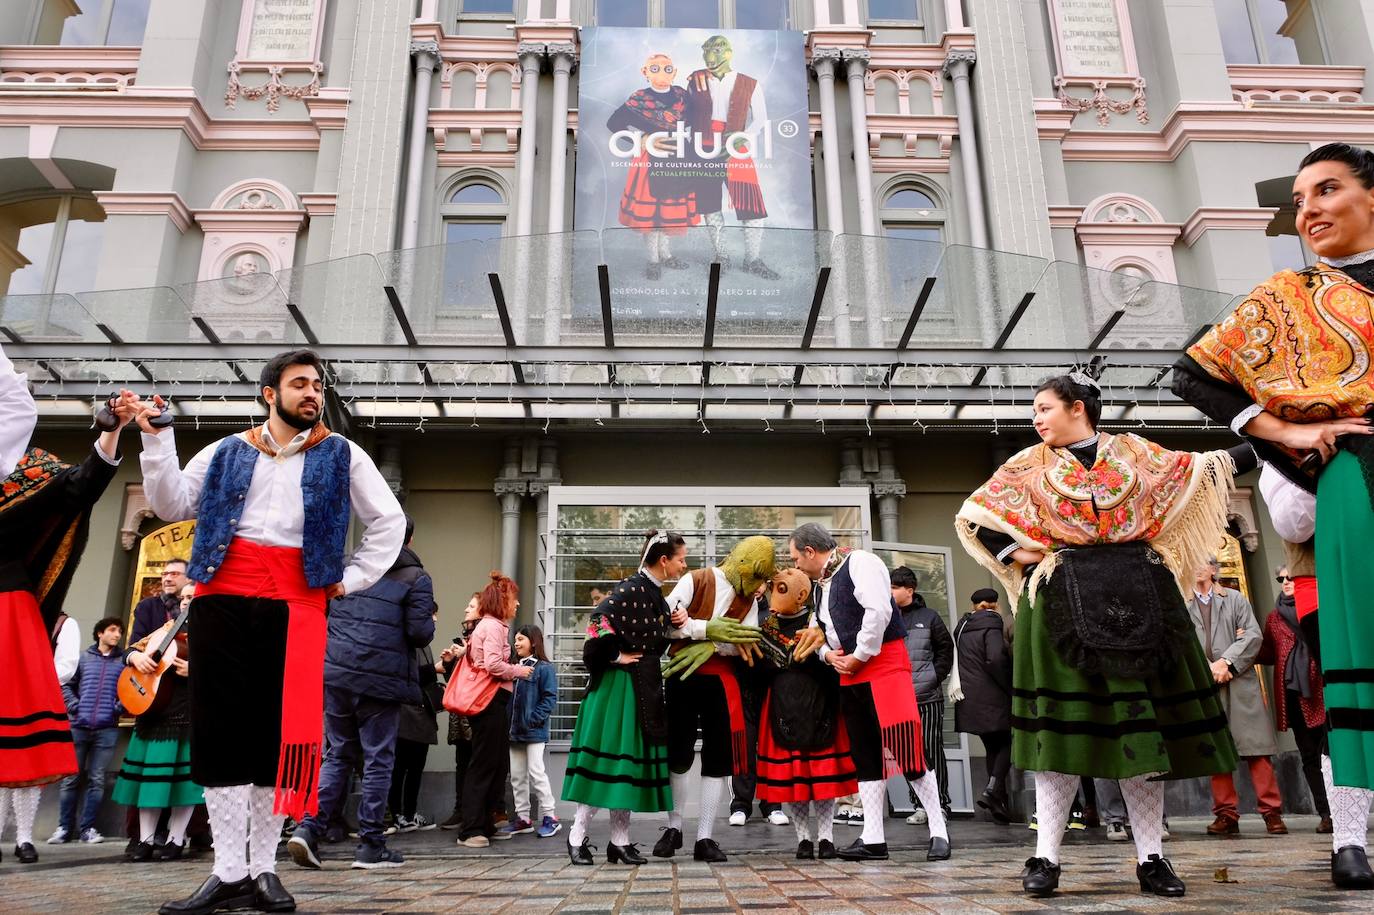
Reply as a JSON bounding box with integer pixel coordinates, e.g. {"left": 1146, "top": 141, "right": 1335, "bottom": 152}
{"left": 1187, "top": 559, "right": 1286, "bottom": 836}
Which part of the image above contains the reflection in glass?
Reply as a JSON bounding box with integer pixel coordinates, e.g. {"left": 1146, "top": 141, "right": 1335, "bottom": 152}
{"left": 56, "top": 0, "right": 151, "bottom": 45}
{"left": 441, "top": 222, "right": 501, "bottom": 312}
{"left": 450, "top": 183, "right": 504, "bottom": 205}
{"left": 665, "top": 0, "right": 719, "bottom": 28}
{"left": 886, "top": 188, "right": 937, "bottom": 210}
{"left": 736, "top": 0, "right": 788, "bottom": 29}
{"left": 597, "top": 0, "right": 649, "bottom": 27}
{"left": 868, "top": 0, "right": 920, "bottom": 21}
{"left": 0, "top": 196, "right": 107, "bottom": 297}
{"left": 1254, "top": 0, "right": 1300, "bottom": 65}
{"left": 462, "top": 0, "right": 517, "bottom": 12}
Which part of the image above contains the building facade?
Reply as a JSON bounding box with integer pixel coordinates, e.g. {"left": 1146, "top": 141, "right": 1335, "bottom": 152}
{"left": 4, "top": 0, "right": 1367, "bottom": 814}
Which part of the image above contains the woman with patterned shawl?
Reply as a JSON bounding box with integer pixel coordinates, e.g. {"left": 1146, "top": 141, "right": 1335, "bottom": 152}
{"left": 0, "top": 393, "right": 133, "bottom": 864}
{"left": 561, "top": 530, "right": 686, "bottom": 866}
{"left": 956, "top": 374, "right": 1250, "bottom": 899}
{"left": 1173, "top": 142, "right": 1374, "bottom": 890}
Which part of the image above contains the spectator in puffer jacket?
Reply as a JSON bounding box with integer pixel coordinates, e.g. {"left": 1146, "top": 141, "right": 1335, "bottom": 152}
{"left": 287, "top": 516, "right": 436, "bottom": 871}
{"left": 893, "top": 567, "right": 954, "bottom": 822}
{"left": 501, "top": 625, "right": 560, "bottom": 839}
{"left": 52, "top": 617, "right": 125, "bottom": 844}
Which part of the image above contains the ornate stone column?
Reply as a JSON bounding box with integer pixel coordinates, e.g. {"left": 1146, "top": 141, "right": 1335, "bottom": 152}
{"left": 514, "top": 43, "right": 545, "bottom": 237}
{"left": 545, "top": 44, "right": 577, "bottom": 234}
{"left": 943, "top": 49, "right": 990, "bottom": 249}
{"left": 812, "top": 49, "right": 846, "bottom": 236}
{"left": 843, "top": 50, "right": 876, "bottom": 236}
{"left": 495, "top": 438, "right": 527, "bottom": 580}
{"left": 399, "top": 40, "right": 440, "bottom": 252}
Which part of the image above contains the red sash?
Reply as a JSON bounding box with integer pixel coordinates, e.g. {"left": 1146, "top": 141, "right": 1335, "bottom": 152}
{"left": 696, "top": 655, "right": 748, "bottom": 776}
{"left": 195, "top": 539, "right": 326, "bottom": 819}
{"left": 840, "top": 639, "right": 925, "bottom": 778}
{"left": 1294, "top": 575, "right": 1319, "bottom": 621}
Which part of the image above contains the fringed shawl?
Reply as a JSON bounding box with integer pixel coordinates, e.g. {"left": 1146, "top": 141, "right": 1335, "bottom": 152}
{"left": 955, "top": 432, "right": 1235, "bottom": 609}
{"left": 1188, "top": 265, "right": 1374, "bottom": 447}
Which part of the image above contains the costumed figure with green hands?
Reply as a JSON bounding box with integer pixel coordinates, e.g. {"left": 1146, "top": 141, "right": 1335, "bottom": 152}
{"left": 562, "top": 530, "right": 686, "bottom": 866}
{"left": 956, "top": 373, "right": 1255, "bottom": 899}
{"left": 653, "top": 536, "right": 771, "bottom": 863}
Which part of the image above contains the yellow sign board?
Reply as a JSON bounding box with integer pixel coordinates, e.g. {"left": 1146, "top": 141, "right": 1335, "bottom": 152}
{"left": 126, "top": 520, "right": 196, "bottom": 632}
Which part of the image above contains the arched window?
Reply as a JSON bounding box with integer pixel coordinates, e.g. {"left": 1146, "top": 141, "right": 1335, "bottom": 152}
{"left": 880, "top": 184, "right": 945, "bottom": 244}
{"left": 0, "top": 195, "right": 106, "bottom": 296}
{"left": 440, "top": 179, "right": 508, "bottom": 246}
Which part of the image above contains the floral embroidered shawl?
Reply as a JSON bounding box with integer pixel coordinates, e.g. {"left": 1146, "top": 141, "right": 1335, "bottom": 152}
{"left": 1188, "top": 266, "right": 1374, "bottom": 449}
{"left": 955, "top": 432, "right": 1235, "bottom": 607}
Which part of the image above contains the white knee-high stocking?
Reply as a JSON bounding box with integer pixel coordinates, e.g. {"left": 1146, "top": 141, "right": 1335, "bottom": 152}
{"left": 139, "top": 808, "right": 160, "bottom": 843}
{"left": 204, "top": 785, "right": 250, "bottom": 882}
{"left": 1120, "top": 775, "right": 1165, "bottom": 864}
{"left": 697, "top": 776, "right": 725, "bottom": 842}
{"left": 668, "top": 772, "right": 690, "bottom": 832}
{"left": 1034, "top": 771, "right": 1079, "bottom": 864}
{"left": 814, "top": 799, "right": 835, "bottom": 843}
{"left": 0, "top": 788, "right": 10, "bottom": 841}
{"left": 570, "top": 804, "right": 596, "bottom": 846}
{"left": 247, "top": 786, "right": 281, "bottom": 877}
{"left": 788, "top": 802, "right": 811, "bottom": 843}
{"left": 11, "top": 786, "right": 39, "bottom": 845}
{"left": 1325, "top": 754, "right": 1373, "bottom": 854}
{"left": 167, "top": 805, "right": 196, "bottom": 846}
{"left": 910, "top": 772, "right": 948, "bottom": 840}
{"left": 608, "top": 808, "right": 631, "bottom": 846}
{"left": 858, "top": 780, "right": 888, "bottom": 845}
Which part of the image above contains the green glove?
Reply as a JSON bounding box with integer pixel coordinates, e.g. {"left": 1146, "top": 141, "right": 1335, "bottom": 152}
{"left": 705, "top": 617, "right": 762, "bottom": 645}
{"left": 663, "top": 642, "right": 715, "bottom": 680}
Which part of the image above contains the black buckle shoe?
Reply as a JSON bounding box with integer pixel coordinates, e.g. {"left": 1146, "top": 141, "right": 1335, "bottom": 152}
{"left": 1022, "top": 856, "right": 1061, "bottom": 897}
{"left": 1137, "top": 854, "right": 1185, "bottom": 896}
{"left": 568, "top": 837, "right": 596, "bottom": 865}
{"left": 607, "top": 842, "right": 647, "bottom": 865}
{"left": 817, "top": 838, "right": 837, "bottom": 859}
{"left": 796, "top": 839, "right": 814, "bottom": 860}
{"left": 14, "top": 842, "right": 38, "bottom": 864}
{"left": 927, "top": 836, "right": 951, "bottom": 861}
{"left": 837, "top": 838, "right": 888, "bottom": 861}
{"left": 157, "top": 839, "right": 187, "bottom": 862}
{"left": 693, "top": 838, "right": 727, "bottom": 863}
{"left": 1333, "top": 846, "right": 1374, "bottom": 889}
{"left": 977, "top": 789, "right": 1012, "bottom": 824}
{"left": 158, "top": 875, "right": 256, "bottom": 915}
{"left": 254, "top": 873, "right": 296, "bottom": 912}
{"left": 128, "top": 839, "right": 155, "bottom": 862}
{"left": 652, "top": 827, "right": 682, "bottom": 858}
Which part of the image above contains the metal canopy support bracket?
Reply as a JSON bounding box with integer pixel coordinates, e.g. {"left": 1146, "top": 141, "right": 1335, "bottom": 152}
{"left": 189, "top": 317, "right": 249, "bottom": 384}
{"left": 486, "top": 272, "right": 530, "bottom": 417}
{"left": 969, "top": 289, "right": 1037, "bottom": 388}
{"left": 788, "top": 267, "right": 833, "bottom": 418}
{"left": 380, "top": 285, "right": 435, "bottom": 386}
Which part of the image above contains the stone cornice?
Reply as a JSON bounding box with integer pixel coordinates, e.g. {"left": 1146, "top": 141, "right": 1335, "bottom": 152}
{"left": 92, "top": 191, "right": 193, "bottom": 233}
{"left": 1181, "top": 207, "right": 1279, "bottom": 247}
{"left": 193, "top": 208, "right": 308, "bottom": 233}
{"left": 299, "top": 192, "right": 337, "bottom": 216}
{"left": 1074, "top": 220, "right": 1183, "bottom": 247}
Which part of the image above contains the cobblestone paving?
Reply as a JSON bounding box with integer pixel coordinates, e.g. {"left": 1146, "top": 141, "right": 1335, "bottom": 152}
{"left": 2, "top": 816, "right": 1371, "bottom": 913}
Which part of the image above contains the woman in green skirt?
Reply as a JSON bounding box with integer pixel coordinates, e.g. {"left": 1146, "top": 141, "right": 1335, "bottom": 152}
{"left": 562, "top": 530, "right": 687, "bottom": 866}
{"left": 113, "top": 582, "right": 204, "bottom": 861}
{"left": 957, "top": 374, "right": 1250, "bottom": 899}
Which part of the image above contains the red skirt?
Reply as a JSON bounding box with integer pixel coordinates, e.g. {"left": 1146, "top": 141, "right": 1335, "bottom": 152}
{"left": 755, "top": 691, "right": 858, "bottom": 803}
{"left": 0, "top": 589, "right": 76, "bottom": 787}
{"left": 618, "top": 151, "right": 700, "bottom": 232}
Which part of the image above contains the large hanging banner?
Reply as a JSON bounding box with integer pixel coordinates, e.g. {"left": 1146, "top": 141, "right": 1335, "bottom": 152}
{"left": 574, "top": 27, "right": 815, "bottom": 327}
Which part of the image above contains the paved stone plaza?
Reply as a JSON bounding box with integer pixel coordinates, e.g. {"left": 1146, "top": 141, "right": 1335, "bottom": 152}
{"left": 2, "top": 815, "right": 1371, "bottom": 913}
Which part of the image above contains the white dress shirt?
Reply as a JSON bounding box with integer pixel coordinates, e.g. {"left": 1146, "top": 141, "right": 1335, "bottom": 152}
{"left": 139, "top": 425, "right": 404, "bottom": 595}
{"left": 1258, "top": 462, "right": 1317, "bottom": 543}
{"left": 54, "top": 617, "right": 80, "bottom": 685}
{"left": 704, "top": 69, "right": 767, "bottom": 145}
{"left": 666, "top": 566, "right": 760, "bottom": 657}
{"left": 0, "top": 342, "right": 36, "bottom": 477}
{"left": 816, "top": 549, "right": 894, "bottom": 664}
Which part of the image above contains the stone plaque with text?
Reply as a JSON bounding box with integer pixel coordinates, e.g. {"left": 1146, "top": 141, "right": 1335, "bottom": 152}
{"left": 245, "top": 0, "right": 320, "bottom": 61}
{"left": 1053, "top": 0, "right": 1131, "bottom": 76}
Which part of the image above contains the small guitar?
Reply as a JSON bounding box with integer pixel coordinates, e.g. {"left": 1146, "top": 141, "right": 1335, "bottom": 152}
{"left": 117, "top": 611, "right": 189, "bottom": 717}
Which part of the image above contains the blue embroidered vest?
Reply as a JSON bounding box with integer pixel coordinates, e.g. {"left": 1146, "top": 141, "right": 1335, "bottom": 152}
{"left": 188, "top": 434, "right": 352, "bottom": 588}
{"left": 824, "top": 554, "right": 907, "bottom": 654}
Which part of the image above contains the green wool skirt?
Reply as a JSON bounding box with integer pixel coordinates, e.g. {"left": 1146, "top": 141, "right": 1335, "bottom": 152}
{"left": 1011, "top": 586, "right": 1238, "bottom": 780}
{"left": 1316, "top": 451, "right": 1374, "bottom": 790}
{"left": 111, "top": 733, "right": 204, "bottom": 809}
{"left": 561, "top": 668, "right": 671, "bottom": 812}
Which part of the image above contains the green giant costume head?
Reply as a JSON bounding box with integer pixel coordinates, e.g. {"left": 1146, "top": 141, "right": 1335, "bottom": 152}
{"left": 719, "top": 535, "right": 777, "bottom": 597}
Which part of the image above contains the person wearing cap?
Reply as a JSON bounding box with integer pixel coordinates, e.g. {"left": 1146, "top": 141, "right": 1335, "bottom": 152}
{"left": 948, "top": 588, "right": 1013, "bottom": 824}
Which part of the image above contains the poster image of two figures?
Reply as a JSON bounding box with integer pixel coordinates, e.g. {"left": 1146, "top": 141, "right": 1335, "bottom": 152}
{"left": 575, "top": 27, "right": 814, "bottom": 323}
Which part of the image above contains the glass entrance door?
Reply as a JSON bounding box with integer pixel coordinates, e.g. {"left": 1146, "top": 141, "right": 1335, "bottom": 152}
{"left": 872, "top": 540, "right": 974, "bottom": 813}
{"left": 540, "top": 487, "right": 872, "bottom": 742}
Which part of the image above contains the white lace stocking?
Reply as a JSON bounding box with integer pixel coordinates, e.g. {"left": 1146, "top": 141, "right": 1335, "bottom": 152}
{"left": 204, "top": 785, "right": 250, "bottom": 882}
{"left": 858, "top": 779, "right": 887, "bottom": 845}
{"left": 247, "top": 786, "right": 281, "bottom": 877}
{"left": 1325, "top": 754, "right": 1373, "bottom": 854}
{"left": 668, "top": 772, "right": 690, "bottom": 832}
{"left": 11, "top": 786, "right": 39, "bottom": 845}
{"left": 1120, "top": 774, "right": 1165, "bottom": 864}
{"left": 608, "top": 808, "right": 631, "bottom": 846}
{"left": 570, "top": 803, "right": 596, "bottom": 846}
{"left": 815, "top": 799, "right": 835, "bottom": 843}
{"left": 1034, "top": 771, "right": 1079, "bottom": 864}
{"left": 697, "top": 776, "right": 725, "bottom": 841}
{"left": 910, "top": 772, "right": 948, "bottom": 840}
{"left": 788, "top": 802, "right": 811, "bottom": 843}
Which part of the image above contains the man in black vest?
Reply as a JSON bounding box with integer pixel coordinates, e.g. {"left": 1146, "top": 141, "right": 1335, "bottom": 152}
{"left": 789, "top": 524, "right": 951, "bottom": 862}
{"left": 130, "top": 559, "right": 189, "bottom": 644}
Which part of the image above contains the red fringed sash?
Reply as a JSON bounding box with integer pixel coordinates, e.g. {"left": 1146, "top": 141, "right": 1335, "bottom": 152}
{"left": 841, "top": 639, "right": 925, "bottom": 778}
{"left": 710, "top": 119, "right": 769, "bottom": 222}
{"left": 1295, "top": 575, "right": 1319, "bottom": 621}
{"left": 697, "top": 655, "right": 748, "bottom": 776}
{"left": 194, "top": 539, "right": 326, "bottom": 819}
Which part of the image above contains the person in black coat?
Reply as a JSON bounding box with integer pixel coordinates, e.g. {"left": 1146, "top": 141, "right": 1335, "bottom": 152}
{"left": 951, "top": 588, "right": 1013, "bottom": 824}
{"left": 129, "top": 559, "right": 189, "bottom": 645}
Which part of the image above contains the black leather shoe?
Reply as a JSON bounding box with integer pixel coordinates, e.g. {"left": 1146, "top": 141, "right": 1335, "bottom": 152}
{"left": 568, "top": 838, "right": 595, "bottom": 865}
{"left": 253, "top": 873, "right": 296, "bottom": 912}
{"left": 158, "top": 875, "right": 256, "bottom": 915}
{"left": 157, "top": 840, "right": 187, "bottom": 862}
{"left": 14, "top": 842, "right": 37, "bottom": 864}
{"left": 817, "top": 839, "right": 836, "bottom": 860}
{"left": 1136, "top": 854, "right": 1185, "bottom": 896}
{"left": 693, "top": 838, "right": 727, "bottom": 863}
{"left": 1022, "top": 856, "right": 1061, "bottom": 897}
{"left": 606, "top": 842, "right": 647, "bottom": 865}
{"left": 836, "top": 838, "right": 888, "bottom": 861}
{"left": 978, "top": 789, "right": 1012, "bottom": 824}
{"left": 1333, "top": 846, "right": 1374, "bottom": 889}
{"left": 927, "top": 836, "right": 952, "bottom": 861}
{"left": 796, "top": 840, "right": 814, "bottom": 860}
{"left": 652, "top": 827, "right": 682, "bottom": 858}
{"left": 128, "top": 840, "right": 155, "bottom": 862}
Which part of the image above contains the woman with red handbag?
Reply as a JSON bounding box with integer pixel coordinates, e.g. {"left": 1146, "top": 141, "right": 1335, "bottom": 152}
{"left": 450, "top": 573, "right": 531, "bottom": 848}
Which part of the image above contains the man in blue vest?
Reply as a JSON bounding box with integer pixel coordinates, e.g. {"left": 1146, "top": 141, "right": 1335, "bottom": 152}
{"left": 129, "top": 350, "right": 404, "bottom": 915}
{"left": 789, "top": 523, "right": 951, "bottom": 863}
